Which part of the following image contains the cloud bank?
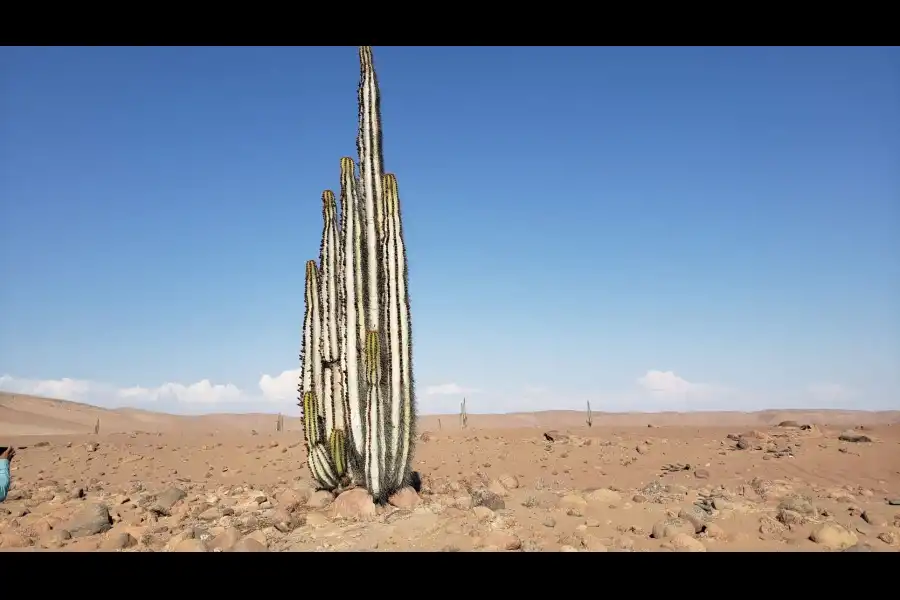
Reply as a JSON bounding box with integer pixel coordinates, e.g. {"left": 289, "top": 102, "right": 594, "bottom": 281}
{"left": 0, "top": 370, "right": 876, "bottom": 415}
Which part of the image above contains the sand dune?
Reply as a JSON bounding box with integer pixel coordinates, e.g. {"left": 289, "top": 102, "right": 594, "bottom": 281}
{"left": 2, "top": 391, "right": 897, "bottom": 438}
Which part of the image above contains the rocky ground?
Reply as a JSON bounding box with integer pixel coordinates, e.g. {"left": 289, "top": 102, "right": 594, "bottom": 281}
{"left": 2, "top": 420, "right": 899, "bottom": 552}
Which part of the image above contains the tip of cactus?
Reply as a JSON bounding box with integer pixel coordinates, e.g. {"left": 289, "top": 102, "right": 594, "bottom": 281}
{"left": 305, "top": 260, "right": 318, "bottom": 278}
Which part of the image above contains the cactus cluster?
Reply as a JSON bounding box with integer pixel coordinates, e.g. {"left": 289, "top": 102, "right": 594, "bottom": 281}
{"left": 298, "top": 46, "right": 416, "bottom": 504}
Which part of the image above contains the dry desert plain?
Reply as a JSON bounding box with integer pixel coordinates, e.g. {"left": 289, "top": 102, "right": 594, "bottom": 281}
{"left": 1, "top": 391, "right": 899, "bottom": 552}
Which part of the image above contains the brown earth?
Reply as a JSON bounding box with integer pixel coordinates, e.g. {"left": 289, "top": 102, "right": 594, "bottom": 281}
{"left": 1, "top": 391, "right": 899, "bottom": 552}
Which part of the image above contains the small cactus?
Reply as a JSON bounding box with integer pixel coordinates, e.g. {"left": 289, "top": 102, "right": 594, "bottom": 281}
{"left": 586, "top": 401, "right": 593, "bottom": 427}
{"left": 94, "top": 418, "right": 100, "bottom": 435}
{"left": 460, "top": 397, "right": 468, "bottom": 430}
{"left": 276, "top": 413, "right": 284, "bottom": 432}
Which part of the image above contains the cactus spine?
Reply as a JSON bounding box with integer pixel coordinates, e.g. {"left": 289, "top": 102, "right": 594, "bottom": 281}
{"left": 586, "top": 401, "right": 593, "bottom": 427}
{"left": 299, "top": 46, "right": 416, "bottom": 503}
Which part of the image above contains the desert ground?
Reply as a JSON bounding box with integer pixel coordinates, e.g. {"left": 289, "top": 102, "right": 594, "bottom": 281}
{"left": 1, "top": 391, "right": 899, "bottom": 552}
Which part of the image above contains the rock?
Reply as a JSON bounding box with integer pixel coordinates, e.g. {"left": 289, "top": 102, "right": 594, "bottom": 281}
{"left": 838, "top": 431, "right": 872, "bottom": 443}
{"left": 174, "top": 538, "right": 208, "bottom": 552}
{"left": 809, "top": 523, "right": 858, "bottom": 550}
{"left": 471, "top": 489, "right": 505, "bottom": 511}
{"left": 635, "top": 443, "right": 650, "bottom": 455}
{"left": 559, "top": 494, "right": 587, "bottom": 516}
{"left": 670, "top": 533, "right": 706, "bottom": 552}
{"left": 877, "top": 531, "right": 897, "bottom": 546}
{"left": 651, "top": 518, "right": 694, "bottom": 539}
{"left": 306, "top": 490, "right": 334, "bottom": 509}
{"left": 275, "top": 488, "right": 306, "bottom": 512}
{"left": 305, "top": 512, "right": 330, "bottom": 527}
{"left": 842, "top": 543, "right": 873, "bottom": 552}
{"left": 712, "top": 498, "right": 733, "bottom": 511}
{"left": 777, "top": 420, "right": 802, "bottom": 428}
{"left": 776, "top": 508, "right": 805, "bottom": 527}
{"left": 65, "top": 503, "right": 113, "bottom": 538}
{"left": 498, "top": 474, "right": 519, "bottom": 490}
{"left": 208, "top": 527, "right": 242, "bottom": 551}
{"left": 151, "top": 487, "right": 186, "bottom": 515}
{"left": 100, "top": 532, "right": 136, "bottom": 550}
{"left": 0, "top": 533, "right": 29, "bottom": 548}
{"left": 543, "top": 430, "right": 569, "bottom": 443}
{"left": 482, "top": 531, "right": 520, "bottom": 551}
{"left": 389, "top": 487, "right": 420, "bottom": 509}
{"left": 330, "top": 488, "right": 377, "bottom": 520}
{"left": 487, "top": 480, "right": 509, "bottom": 497}
{"left": 678, "top": 506, "right": 708, "bottom": 533}
{"left": 581, "top": 534, "right": 607, "bottom": 551}
{"left": 585, "top": 488, "right": 622, "bottom": 504}
{"left": 693, "top": 469, "right": 710, "bottom": 479}
{"left": 861, "top": 510, "right": 888, "bottom": 527}
{"left": 886, "top": 498, "right": 900, "bottom": 506}
{"left": 453, "top": 494, "right": 473, "bottom": 510}
{"left": 271, "top": 509, "right": 295, "bottom": 532}
{"left": 704, "top": 523, "right": 726, "bottom": 539}
{"left": 473, "top": 506, "right": 495, "bottom": 521}
{"left": 778, "top": 495, "right": 818, "bottom": 517}
{"left": 736, "top": 437, "right": 751, "bottom": 450}
{"left": 40, "top": 529, "right": 71, "bottom": 548}
{"left": 198, "top": 507, "right": 220, "bottom": 521}
{"left": 231, "top": 537, "right": 267, "bottom": 552}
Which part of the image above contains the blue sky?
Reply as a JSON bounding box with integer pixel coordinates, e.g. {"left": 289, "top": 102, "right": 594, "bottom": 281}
{"left": 1, "top": 46, "right": 897, "bottom": 415}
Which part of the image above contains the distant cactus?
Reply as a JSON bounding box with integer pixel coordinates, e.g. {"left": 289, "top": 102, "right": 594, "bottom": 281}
{"left": 276, "top": 413, "right": 284, "bottom": 433}
{"left": 298, "top": 46, "right": 417, "bottom": 503}
{"left": 94, "top": 418, "right": 100, "bottom": 435}
{"left": 586, "top": 401, "right": 593, "bottom": 427}
{"left": 460, "top": 397, "right": 468, "bottom": 429}
{"left": 438, "top": 418, "right": 442, "bottom": 431}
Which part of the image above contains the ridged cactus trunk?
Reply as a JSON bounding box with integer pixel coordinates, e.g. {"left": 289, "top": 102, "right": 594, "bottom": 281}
{"left": 299, "top": 46, "right": 416, "bottom": 504}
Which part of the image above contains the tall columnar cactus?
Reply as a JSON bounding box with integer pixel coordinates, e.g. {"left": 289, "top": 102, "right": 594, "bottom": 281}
{"left": 460, "top": 397, "right": 468, "bottom": 429}
{"left": 586, "top": 401, "right": 593, "bottom": 427}
{"left": 299, "top": 46, "right": 416, "bottom": 503}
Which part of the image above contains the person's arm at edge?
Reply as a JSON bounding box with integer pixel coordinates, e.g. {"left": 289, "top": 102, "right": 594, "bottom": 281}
{"left": 0, "top": 458, "right": 10, "bottom": 502}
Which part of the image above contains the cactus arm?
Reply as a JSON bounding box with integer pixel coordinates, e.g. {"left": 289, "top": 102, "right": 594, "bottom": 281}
{"left": 363, "top": 330, "right": 387, "bottom": 500}
{"left": 320, "top": 190, "right": 342, "bottom": 436}
{"left": 339, "top": 157, "right": 367, "bottom": 474}
{"left": 309, "top": 443, "right": 339, "bottom": 490}
{"left": 357, "top": 46, "right": 385, "bottom": 334}
{"left": 300, "top": 260, "right": 318, "bottom": 399}
{"left": 305, "top": 261, "right": 324, "bottom": 420}
{"left": 382, "top": 174, "right": 415, "bottom": 488}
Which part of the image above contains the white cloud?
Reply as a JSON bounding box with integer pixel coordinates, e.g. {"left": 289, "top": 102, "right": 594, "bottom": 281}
{"left": 0, "top": 372, "right": 293, "bottom": 415}
{"left": 258, "top": 368, "right": 301, "bottom": 402}
{"left": 637, "top": 370, "right": 696, "bottom": 395}
{"left": 424, "top": 383, "right": 480, "bottom": 396}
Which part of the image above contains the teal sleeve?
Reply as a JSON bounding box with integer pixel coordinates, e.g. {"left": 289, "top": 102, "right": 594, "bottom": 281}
{"left": 0, "top": 458, "right": 10, "bottom": 502}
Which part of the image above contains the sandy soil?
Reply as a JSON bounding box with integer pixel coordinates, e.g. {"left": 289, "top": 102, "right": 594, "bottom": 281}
{"left": 1, "top": 391, "right": 899, "bottom": 552}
